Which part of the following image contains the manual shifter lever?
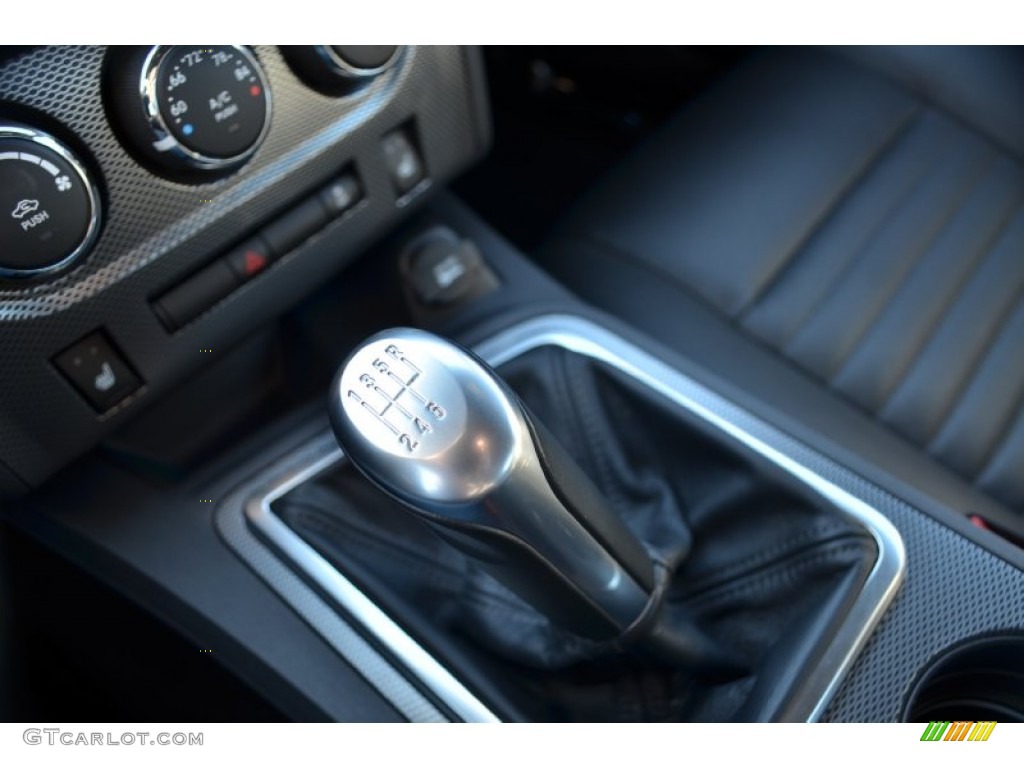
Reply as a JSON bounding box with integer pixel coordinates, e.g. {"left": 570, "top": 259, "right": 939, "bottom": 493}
{"left": 328, "top": 327, "right": 657, "bottom": 641}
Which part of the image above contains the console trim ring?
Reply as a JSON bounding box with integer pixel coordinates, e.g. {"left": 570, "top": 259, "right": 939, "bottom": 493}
{"left": 318, "top": 45, "right": 404, "bottom": 79}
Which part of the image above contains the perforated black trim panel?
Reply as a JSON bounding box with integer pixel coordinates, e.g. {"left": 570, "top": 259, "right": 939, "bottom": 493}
{"left": 823, "top": 498, "right": 1024, "bottom": 721}
{"left": 0, "top": 46, "right": 489, "bottom": 491}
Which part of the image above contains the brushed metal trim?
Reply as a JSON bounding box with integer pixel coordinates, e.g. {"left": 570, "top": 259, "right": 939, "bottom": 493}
{"left": 240, "top": 434, "right": 500, "bottom": 723}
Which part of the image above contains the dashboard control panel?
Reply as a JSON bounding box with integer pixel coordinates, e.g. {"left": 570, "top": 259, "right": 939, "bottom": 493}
{"left": 0, "top": 45, "right": 491, "bottom": 495}
{"left": 153, "top": 168, "right": 364, "bottom": 331}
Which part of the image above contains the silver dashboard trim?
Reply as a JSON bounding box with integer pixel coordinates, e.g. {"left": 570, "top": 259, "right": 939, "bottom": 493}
{"left": 219, "top": 313, "right": 905, "bottom": 722}
{"left": 319, "top": 45, "right": 404, "bottom": 79}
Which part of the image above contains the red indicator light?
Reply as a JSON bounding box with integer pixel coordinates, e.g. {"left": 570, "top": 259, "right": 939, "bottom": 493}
{"left": 250, "top": 85, "right": 262, "bottom": 97}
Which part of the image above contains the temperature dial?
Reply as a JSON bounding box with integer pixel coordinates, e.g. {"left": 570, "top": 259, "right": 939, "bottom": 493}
{"left": 282, "top": 46, "right": 402, "bottom": 95}
{"left": 114, "top": 46, "right": 271, "bottom": 173}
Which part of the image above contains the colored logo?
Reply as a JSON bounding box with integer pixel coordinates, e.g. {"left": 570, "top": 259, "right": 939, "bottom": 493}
{"left": 920, "top": 721, "right": 997, "bottom": 741}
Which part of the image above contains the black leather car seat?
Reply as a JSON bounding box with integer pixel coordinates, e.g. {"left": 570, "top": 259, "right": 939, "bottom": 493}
{"left": 539, "top": 46, "right": 1024, "bottom": 522}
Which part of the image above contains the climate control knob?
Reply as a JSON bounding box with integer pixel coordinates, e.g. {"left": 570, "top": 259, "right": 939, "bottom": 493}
{"left": 282, "top": 46, "right": 402, "bottom": 95}
{"left": 0, "top": 124, "right": 101, "bottom": 280}
{"left": 108, "top": 45, "right": 271, "bottom": 174}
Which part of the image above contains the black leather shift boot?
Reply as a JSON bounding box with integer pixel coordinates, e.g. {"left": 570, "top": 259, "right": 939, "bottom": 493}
{"left": 275, "top": 346, "right": 877, "bottom": 721}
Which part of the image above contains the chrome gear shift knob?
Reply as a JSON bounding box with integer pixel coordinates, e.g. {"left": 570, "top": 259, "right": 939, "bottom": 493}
{"left": 329, "top": 327, "right": 656, "bottom": 641}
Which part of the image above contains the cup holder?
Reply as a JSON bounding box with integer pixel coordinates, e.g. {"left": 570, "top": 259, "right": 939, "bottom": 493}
{"left": 904, "top": 634, "right": 1024, "bottom": 722}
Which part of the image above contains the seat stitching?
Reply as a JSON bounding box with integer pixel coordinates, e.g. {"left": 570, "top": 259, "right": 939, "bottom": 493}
{"left": 823, "top": 146, "right": 1000, "bottom": 383}
{"left": 735, "top": 103, "right": 924, "bottom": 320}
{"left": 874, "top": 185, "right": 1024, "bottom": 415}
{"left": 972, "top": 364, "right": 1024, "bottom": 484}
{"left": 929, "top": 293, "right": 1024, "bottom": 477}
{"left": 975, "top": 408, "right": 1024, "bottom": 494}
{"left": 555, "top": 230, "right": 897, "bottom": 429}
{"left": 773, "top": 114, "right": 956, "bottom": 351}
{"left": 914, "top": 89, "right": 1024, "bottom": 166}
{"left": 924, "top": 280, "right": 1024, "bottom": 449}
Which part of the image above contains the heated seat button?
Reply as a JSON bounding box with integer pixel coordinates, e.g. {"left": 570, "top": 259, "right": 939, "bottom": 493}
{"left": 54, "top": 331, "right": 142, "bottom": 413}
{"left": 224, "top": 235, "right": 272, "bottom": 283}
{"left": 381, "top": 128, "right": 425, "bottom": 195}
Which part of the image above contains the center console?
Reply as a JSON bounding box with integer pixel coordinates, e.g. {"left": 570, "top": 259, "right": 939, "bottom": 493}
{"left": 219, "top": 310, "right": 903, "bottom": 721}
